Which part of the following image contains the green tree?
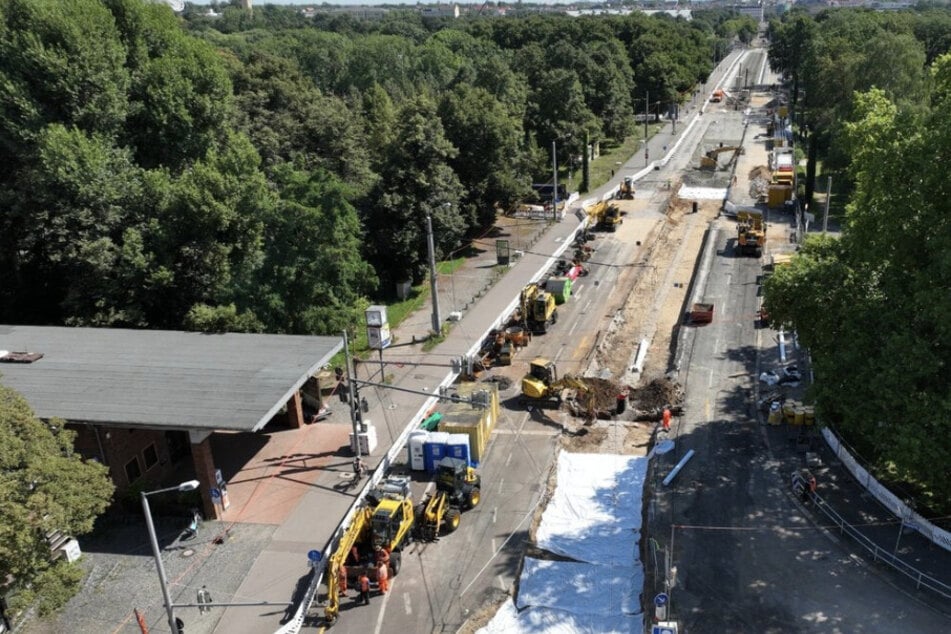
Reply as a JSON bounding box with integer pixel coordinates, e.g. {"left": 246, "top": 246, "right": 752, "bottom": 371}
{"left": 252, "top": 164, "right": 377, "bottom": 334}
{"left": 363, "top": 97, "right": 466, "bottom": 291}
{"left": 764, "top": 81, "right": 951, "bottom": 509}
{"left": 438, "top": 84, "right": 529, "bottom": 226}
{"left": 0, "top": 384, "right": 114, "bottom": 606}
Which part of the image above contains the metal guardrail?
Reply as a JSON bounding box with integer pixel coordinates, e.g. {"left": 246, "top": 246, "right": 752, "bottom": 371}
{"left": 805, "top": 489, "right": 951, "bottom": 600}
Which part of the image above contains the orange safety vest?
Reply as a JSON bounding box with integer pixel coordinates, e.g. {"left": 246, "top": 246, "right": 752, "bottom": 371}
{"left": 359, "top": 575, "right": 370, "bottom": 592}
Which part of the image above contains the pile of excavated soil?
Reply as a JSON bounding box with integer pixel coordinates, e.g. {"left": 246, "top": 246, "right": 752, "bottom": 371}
{"left": 628, "top": 377, "right": 683, "bottom": 410}
{"left": 581, "top": 377, "right": 624, "bottom": 410}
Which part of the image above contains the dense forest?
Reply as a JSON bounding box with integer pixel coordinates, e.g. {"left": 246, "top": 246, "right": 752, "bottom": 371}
{"left": 766, "top": 8, "right": 951, "bottom": 511}
{"left": 0, "top": 0, "right": 753, "bottom": 334}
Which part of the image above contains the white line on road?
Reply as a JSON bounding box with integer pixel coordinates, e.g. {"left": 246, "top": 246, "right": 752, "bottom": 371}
{"left": 492, "top": 507, "right": 497, "bottom": 524}
{"left": 498, "top": 575, "right": 506, "bottom": 590}
{"left": 402, "top": 593, "right": 412, "bottom": 616}
{"left": 372, "top": 580, "right": 395, "bottom": 634}
{"left": 505, "top": 452, "right": 513, "bottom": 467}
{"left": 567, "top": 319, "right": 579, "bottom": 336}
{"left": 498, "top": 478, "right": 503, "bottom": 494}
{"left": 584, "top": 299, "right": 593, "bottom": 312}
{"left": 491, "top": 538, "right": 497, "bottom": 553}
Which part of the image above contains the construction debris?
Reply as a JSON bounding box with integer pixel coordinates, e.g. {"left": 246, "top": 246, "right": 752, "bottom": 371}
{"left": 626, "top": 377, "right": 685, "bottom": 421}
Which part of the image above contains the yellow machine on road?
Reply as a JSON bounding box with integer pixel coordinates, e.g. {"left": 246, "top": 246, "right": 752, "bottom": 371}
{"left": 325, "top": 480, "right": 415, "bottom": 624}
{"left": 618, "top": 176, "right": 636, "bottom": 200}
{"left": 700, "top": 145, "right": 744, "bottom": 170}
{"left": 520, "top": 283, "right": 558, "bottom": 334}
{"left": 521, "top": 358, "right": 591, "bottom": 409}
{"left": 736, "top": 209, "right": 765, "bottom": 257}
{"left": 416, "top": 456, "right": 481, "bottom": 541}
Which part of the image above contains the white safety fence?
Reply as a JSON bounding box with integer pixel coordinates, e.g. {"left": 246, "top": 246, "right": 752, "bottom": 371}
{"left": 821, "top": 427, "right": 951, "bottom": 554}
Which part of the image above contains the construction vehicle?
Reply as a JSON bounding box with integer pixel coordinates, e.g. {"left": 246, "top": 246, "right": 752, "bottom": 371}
{"left": 710, "top": 89, "right": 726, "bottom": 103}
{"left": 618, "top": 176, "right": 635, "bottom": 200}
{"left": 736, "top": 209, "right": 765, "bottom": 257}
{"left": 324, "top": 479, "right": 416, "bottom": 624}
{"left": 415, "top": 456, "right": 481, "bottom": 542}
{"left": 587, "top": 201, "right": 622, "bottom": 232}
{"left": 700, "top": 145, "right": 744, "bottom": 170}
{"left": 521, "top": 358, "right": 591, "bottom": 408}
{"left": 520, "top": 283, "right": 558, "bottom": 334}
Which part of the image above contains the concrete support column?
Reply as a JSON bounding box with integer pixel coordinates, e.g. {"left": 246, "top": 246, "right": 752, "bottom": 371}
{"left": 189, "top": 430, "right": 220, "bottom": 520}
{"left": 287, "top": 391, "right": 304, "bottom": 429}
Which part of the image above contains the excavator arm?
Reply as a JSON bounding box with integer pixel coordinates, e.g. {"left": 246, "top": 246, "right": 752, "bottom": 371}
{"left": 325, "top": 508, "right": 371, "bottom": 623}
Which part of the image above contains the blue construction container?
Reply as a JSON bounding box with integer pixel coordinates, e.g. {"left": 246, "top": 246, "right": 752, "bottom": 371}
{"left": 423, "top": 431, "right": 450, "bottom": 473}
{"left": 445, "top": 433, "right": 471, "bottom": 466}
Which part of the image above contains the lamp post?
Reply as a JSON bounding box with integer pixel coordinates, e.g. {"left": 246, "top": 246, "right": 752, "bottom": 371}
{"left": 426, "top": 214, "right": 441, "bottom": 334}
{"left": 142, "top": 480, "right": 200, "bottom": 633}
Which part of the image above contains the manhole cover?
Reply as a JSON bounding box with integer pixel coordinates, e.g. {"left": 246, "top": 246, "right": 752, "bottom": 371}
{"left": 181, "top": 549, "right": 195, "bottom": 558}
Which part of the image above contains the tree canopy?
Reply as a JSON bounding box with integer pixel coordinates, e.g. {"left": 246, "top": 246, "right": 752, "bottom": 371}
{"left": 0, "top": 384, "right": 114, "bottom": 610}
{"left": 763, "top": 39, "right": 951, "bottom": 510}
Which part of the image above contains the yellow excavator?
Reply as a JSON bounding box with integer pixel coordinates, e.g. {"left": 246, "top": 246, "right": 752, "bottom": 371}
{"left": 325, "top": 480, "right": 416, "bottom": 624}
{"left": 520, "top": 283, "right": 558, "bottom": 334}
{"left": 521, "top": 358, "right": 592, "bottom": 415}
{"left": 700, "top": 145, "right": 744, "bottom": 170}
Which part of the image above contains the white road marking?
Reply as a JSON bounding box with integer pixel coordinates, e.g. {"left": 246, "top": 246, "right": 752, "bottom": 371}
{"left": 498, "top": 478, "right": 504, "bottom": 494}
{"left": 493, "top": 507, "right": 498, "bottom": 524}
{"left": 372, "top": 581, "right": 395, "bottom": 634}
{"left": 492, "top": 538, "right": 497, "bottom": 552}
{"left": 584, "top": 299, "right": 593, "bottom": 312}
{"left": 505, "top": 452, "right": 513, "bottom": 467}
{"left": 403, "top": 593, "right": 412, "bottom": 615}
{"left": 568, "top": 319, "right": 579, "bottom": 336}
{"left": 498, "top": 575, "right": 506, "bottom": 590}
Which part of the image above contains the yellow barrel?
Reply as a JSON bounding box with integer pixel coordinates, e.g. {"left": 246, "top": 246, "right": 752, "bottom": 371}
{"left": 767, "top": 402, "right": 782, "bottom": 425}
{"left": 794, "top": 408, "right": 805, "bottom": 426}
{"left": 803, "top": 406, "right": 815, "bottom": 426}
{"left": 783, "top": 401, "right": 798, "bottom": 424}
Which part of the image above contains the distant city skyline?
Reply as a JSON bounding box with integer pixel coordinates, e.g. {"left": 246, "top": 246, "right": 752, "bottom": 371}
{"left": 186, "top": 0, "right": 600, "bottom": 5}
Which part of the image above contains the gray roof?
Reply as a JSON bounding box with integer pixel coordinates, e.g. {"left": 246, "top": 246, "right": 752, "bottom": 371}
{"left": 0, "top": 325, "right": 342, "bottom": 432}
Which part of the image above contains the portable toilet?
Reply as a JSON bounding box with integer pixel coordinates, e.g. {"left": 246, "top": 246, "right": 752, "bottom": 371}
{"left": 423, "top": 431, "right": 450, "bottom": 473}
{"left": 445, "top": 433, "right": 471, "bottom": 466}
{"left": 408, "top": 430, "right": 429, "bottom": 471}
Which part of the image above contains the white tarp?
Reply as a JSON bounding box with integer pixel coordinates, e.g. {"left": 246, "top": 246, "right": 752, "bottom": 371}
{"left": 676, "top": 186, "right": 727, "bottom": 200}
{"left": 479, "top": 596, "right": 642, "bottom": 634}
{"left": 477, "top": 452, "right": 648, "bottom": 634}
{"left": 535, "top": 453, "right": 647, "bottom": 564}
{"left": 516, "top": 558, "right": 642, "bottom": 616}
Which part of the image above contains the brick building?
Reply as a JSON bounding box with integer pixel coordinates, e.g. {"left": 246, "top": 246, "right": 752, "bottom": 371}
{"left": 0, "top": 326, "right": 342, "bottom": 520}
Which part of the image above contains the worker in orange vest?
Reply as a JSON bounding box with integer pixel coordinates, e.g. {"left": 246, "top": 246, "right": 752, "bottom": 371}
{"left": 662, "top": 406, "right": 672, "bottom": 431}
{"left": 338, "top": 564, "right": 348, "bottom": 594}
{"left": 377, "top": 560, "right": 389, "bottom": 594}
{"left": 358, "top": 572, "right": 371, "bottom": 605}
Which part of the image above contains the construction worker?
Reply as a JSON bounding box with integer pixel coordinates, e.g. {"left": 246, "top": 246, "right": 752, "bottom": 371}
{"left": 374, "top": 545, "right": 390, "bottom": 568}
{"left": 377, "top": 560, "right": 389, "bottom": 594}
{"left": 358, "top": 572, "right": 371, "bottom": 605}
{"left": 662, "top": 406, "right": 672, "bottom": 431}
{"left": 338, "top": 564, "right": 348, "bottom": 595}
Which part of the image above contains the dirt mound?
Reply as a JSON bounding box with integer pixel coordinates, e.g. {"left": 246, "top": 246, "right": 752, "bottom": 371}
{"left": 749, "top": 165, "right": 771, "bottom": 181}
{"left": 581, "top": 377, "right": 624, "bottom": 410}
{"left": 629, "top": 377, "right": 683, "bottom": 410}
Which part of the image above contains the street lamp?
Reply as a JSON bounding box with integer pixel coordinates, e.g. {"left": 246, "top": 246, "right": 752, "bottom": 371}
{"left": 142, "top": 480, "right": 200, "bottom": 633}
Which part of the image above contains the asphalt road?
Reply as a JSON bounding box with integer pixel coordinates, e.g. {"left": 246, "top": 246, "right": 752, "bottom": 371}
{"left": 647, "top": 45, "right": 951, "bottom": 632}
